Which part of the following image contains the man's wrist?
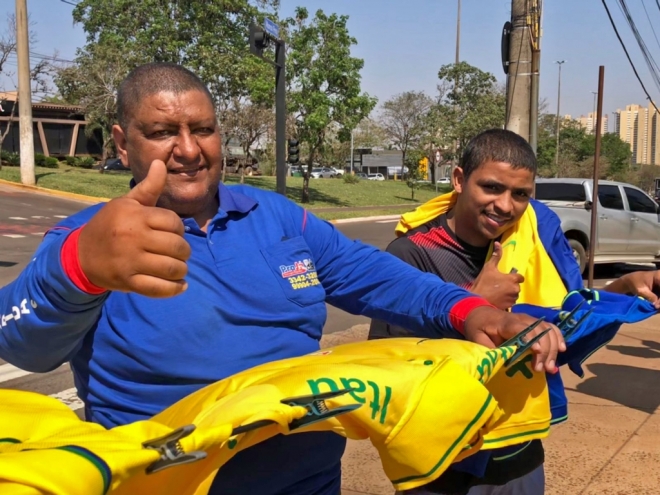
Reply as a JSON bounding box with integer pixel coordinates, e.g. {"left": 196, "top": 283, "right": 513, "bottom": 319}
{"left": 449, "top": 296, "right": 495, "bottom": 335}
{"left": 61, "top": 227, "right": 107, "bottom": 295}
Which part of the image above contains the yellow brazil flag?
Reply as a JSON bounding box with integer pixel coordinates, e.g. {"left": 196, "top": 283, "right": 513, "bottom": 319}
{"left": 0, "top": 338, "right": 550, "bottom": 494}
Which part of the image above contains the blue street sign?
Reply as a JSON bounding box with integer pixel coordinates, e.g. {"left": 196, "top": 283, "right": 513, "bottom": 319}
{"left": 264, "top": 18, "right": 279, "bottom": 39}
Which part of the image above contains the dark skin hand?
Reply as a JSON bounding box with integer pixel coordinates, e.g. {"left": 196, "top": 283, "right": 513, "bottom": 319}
{"left": 78, "top": 160, "right": 192, "bottom": 298}
{"left": 604, "top": 270, "right": 660, "bottom": 308}
{"left": 464, "top": 306, "right": 566, "bottom": 373}
{"left": 471, "top": 242, "right": 524, "bottom": 310}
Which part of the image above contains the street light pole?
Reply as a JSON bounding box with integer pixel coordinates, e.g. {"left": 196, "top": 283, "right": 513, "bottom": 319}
{"left": 554, "top": 60, "right": 565, "bottom": 170}
{"left": 591, "top": 91, "right": 598, "bottom": 134}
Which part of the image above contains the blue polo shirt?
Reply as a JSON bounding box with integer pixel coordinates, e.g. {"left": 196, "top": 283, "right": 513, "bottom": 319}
{"left": 0, "top": 183, "right": 474, "bottom": 494}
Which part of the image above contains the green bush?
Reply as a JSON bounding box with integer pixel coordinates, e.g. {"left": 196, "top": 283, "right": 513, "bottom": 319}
{"left": 343, "top": 173, "right": 360, "bottom": 184}
{"left": 43, "top": 156, "right": 60, "bottom": 169}
{"left": 35, "top": 153, "right": 46, "bottom": 167}
{"left": 64, "top": 155, "right": 77, "bottom": 167}
{"left": 1, "top": 150, "right": 20, "bottom": 166}
{"left": 77, "top": 156, "right": 96, "bottom": 169}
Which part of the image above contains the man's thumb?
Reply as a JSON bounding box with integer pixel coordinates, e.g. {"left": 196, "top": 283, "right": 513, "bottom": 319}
{"left": 488, "top": 242, "right": 503, "bottom": 265}
{"left": 637, "top": 286, "right": 659, "bottom": 304}
{"left": 126, "top": 160, "right": 168, "bottom": 207}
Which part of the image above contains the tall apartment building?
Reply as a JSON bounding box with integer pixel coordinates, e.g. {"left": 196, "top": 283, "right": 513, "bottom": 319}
{"left": 576, "top": 113, "right": 609, "bottom": 135}
{"left": 614, "top": 103, "right": 660, "bottom": 165}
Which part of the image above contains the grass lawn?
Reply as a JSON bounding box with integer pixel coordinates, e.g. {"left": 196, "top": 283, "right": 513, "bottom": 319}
{"left": 0, "top": 165, "right": 451, "bottom": 217}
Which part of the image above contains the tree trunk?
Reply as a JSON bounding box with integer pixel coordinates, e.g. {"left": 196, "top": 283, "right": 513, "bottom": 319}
{"left": 221, "top": 155, "right": 227, "bottom": 183}
{"left": 411, "top": 187, "right": 415, "bottom": 201}
{"left": 401, "top": 149, "right": 407, "bottom": 181}
{"left": 302, "top": 147, "right": 317, "bottom": 204}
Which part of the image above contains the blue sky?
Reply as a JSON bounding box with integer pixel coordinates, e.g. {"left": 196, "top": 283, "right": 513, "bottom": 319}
{"left": 3, "top": 0, "right": 660, "bottom": 120}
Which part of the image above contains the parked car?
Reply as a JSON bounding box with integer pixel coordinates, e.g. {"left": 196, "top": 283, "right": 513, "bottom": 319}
{"left": 355, "top": 172, "right": 368, "bottom": 179}
{"left": 100, "top": 158, "right": 130, "bottom": 173}
{"left": 535, "top": 178, "right": 660, "bottom": 273}
{"left": 367, "top": 173, "right": 385, "bottom": 181}
{"left": 331, "top": 167, "right": 345, "bottom": 177}
{"left": 436, "top": 177, "right": 451, "bottom": 184}
{"left": 310, "top": 167, "right": 336, "bottom": 179}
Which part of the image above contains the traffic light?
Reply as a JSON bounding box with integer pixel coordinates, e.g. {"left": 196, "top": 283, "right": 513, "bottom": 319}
{"left": 249, "top": 23, "right": 268, "bottom": 57}
{"left": 287, "top": 139, "right": 299, "bottom": 164}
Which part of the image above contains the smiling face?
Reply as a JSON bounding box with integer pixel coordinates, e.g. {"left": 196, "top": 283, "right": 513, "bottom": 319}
{"left": 113, "top": 89, "right": 222, "bottom": 218}
{"left": 450, "top": 160, "right": 535, "bottom": 246}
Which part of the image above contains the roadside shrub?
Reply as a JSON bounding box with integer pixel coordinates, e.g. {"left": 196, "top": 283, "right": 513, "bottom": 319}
{"left": 77, "top": 156, "right": 96, "bottom": 169}
{"left": 1, "top": 150, "right": 19, "bottom": 166}
{"left": 35, "top": 153, "right": 46, "bottom": 167}
{"left": 64, "top": 155, "right": 77, "bottom": 167}
{"left": 343, "top": 173, "right": 360, "bottom": 184}
{"left": 43, "top": 156, "right": 60, "bottom": 169}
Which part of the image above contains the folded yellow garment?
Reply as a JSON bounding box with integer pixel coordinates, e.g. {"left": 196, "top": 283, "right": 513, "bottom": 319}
{"left": 0, "top": 338, "right": 550, "bottom": 494}
{"left": 395, "top": 191, "right": 569, "bottom": 308}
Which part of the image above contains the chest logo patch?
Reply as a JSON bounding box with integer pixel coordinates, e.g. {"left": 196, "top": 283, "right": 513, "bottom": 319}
{"left": 279, "top": 259, "right": 320, "bottom": 290}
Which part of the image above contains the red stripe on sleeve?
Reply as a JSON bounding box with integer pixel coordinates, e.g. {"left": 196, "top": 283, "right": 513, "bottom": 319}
{"left": 60, "top": 227, "right": 107, "bottom": 295}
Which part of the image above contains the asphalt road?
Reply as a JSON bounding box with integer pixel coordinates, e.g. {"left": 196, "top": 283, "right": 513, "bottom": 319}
{"left": 0, "top": 184, "right": 647, "bottom": 419}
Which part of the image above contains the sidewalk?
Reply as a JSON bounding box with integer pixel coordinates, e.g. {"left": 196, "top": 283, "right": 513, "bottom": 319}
{"left": 321, "top": 317, "right": 660, "bottom": 495}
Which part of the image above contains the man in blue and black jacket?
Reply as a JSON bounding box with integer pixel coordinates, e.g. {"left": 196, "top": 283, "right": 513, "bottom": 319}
{"left": 0, "top": 63, "right": 564, "bottom": 495}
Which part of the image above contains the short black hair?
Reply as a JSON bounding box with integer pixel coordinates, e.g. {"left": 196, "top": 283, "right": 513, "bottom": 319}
{"left": 116, "top": 62, "right": 214, "bottom": 130}
{"left": 460, "top": 129, "right": 537, "bottom": 180}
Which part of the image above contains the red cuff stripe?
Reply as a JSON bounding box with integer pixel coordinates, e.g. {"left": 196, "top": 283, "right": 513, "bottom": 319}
{"left": 61, "top": 227, "right": 107, "bottom": 295}
{"left": 449, "top": 297, "right": 494, "bottom": 334}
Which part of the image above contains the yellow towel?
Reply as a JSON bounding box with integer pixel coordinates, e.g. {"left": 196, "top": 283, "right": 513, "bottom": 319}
{"left": 395, "top": 191, "right": 568, "bottom": 308}
{"left": 0, "top": 338, "right": 550, "bottom": 494}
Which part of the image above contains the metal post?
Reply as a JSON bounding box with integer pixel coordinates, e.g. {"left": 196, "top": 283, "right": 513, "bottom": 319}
{"left": 587, "top": 66, "right": 605, "bottom": 289}
{"left": 554, "top": 60, "right": 565, "bottom": 170}
{"left": 350, "top": 129, "right": 354, "bottom": 174}
{"left": 275, "top": 41, "right": 286, "bottom": 196}
{"left": 15, "top": 0, "right": 35, "bottom": 186}
{"left": 591, "top": 91, "right": 598, "bottom": 134}
{"left": 451, "top": 0, "right": 461, "bottom": 175}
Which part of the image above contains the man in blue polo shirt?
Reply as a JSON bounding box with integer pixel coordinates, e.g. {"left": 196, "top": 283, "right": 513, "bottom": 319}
{"left": 0, "top": 62, "right": 565, "bottom": 494}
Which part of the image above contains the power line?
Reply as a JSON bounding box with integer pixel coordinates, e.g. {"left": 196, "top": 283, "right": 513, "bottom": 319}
{"left": 616, "top": 0, "right": 660, "bottom": 93}
{"left": 601, "top": 0, "right": 660, "bottom": 114}
{"left": 640, "top": 0, "right": 660, "bottom": 53}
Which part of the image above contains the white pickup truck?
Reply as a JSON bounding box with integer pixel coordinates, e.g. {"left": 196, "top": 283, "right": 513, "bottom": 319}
{"left": 535, "top": 178, "right": 660, "bottom": 273}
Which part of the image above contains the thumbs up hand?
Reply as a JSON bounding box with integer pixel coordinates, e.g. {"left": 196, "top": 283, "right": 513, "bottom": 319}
{"left": 470, "top": 242, "right": 524, "bottom": 310}
{"left": 77, "top": 160, "right": 192, "bottom": 297}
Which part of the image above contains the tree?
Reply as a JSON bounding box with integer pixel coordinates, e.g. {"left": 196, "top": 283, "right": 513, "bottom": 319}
{"left": 353, "top": 117, "right": 387, "bottom": 149}
{"left": 286, "top": 7, "right": 377, "bottom": 203}
{"left": 61, "top": 0, "right": 277, "bottom": 158}
{"left": 55, "top": 41, "right": 136, "bottom": 161}
{"left": 405, "top": 149, "right": 427, "bottom": 201}
{"left": 431, "top": 62, "right": 506, "bottom": 155}
{"left": 379, "top": 91, "right": 433, "bottom": 176}
{"left": 0, "top": 14, "right": 54, "bottom": 162}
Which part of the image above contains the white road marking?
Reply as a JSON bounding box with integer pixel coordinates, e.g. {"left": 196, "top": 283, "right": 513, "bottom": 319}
{"left": 0, "top": 363, "right": 32, "bottom": 382}
{"left": 53, "top": 215, "right": 68, "bottom": 219}
{"left": 49, "top": 387, "right": 84, "bottom": 411}
{"left": 31, "top": 216, "right": 48, "bottom": 219}
{"left": 375, "top": 219, "right": 399, "bottom": 224}
{"left": 31, "top": 232, "right": 45, "bottom": 236}
{"left": 8, "top": 217, "right": 27, "bottom": 220}
{"left": 2, "top": 234, "right": 26, "bottom": 239}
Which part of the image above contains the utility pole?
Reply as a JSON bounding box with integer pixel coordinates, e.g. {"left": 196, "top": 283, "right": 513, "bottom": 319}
{"left": 250, "top": 20, "right": 286, "bottom": 195}
{"left": 529, "top": 0, "right": 542, "bottom": 153}
{"left": 15, "top": 0, "right": 35, "bottom": 186}
{"left": 591, "top": 91, "right": 598, "bottom": 134}
{"left": 587, "top": 66, "right": 605, "bottom": 289}
{"left": 505, "top": 0, "right": 533, "bottom": 141}
{"left": 350, "top": 129, "right": 354, "bottom": 174}
{"left": 451, "top": 0, "right": 461, "bottom": 175}
{"left": 554, "top": 60, "right": 565, "bottom": 169}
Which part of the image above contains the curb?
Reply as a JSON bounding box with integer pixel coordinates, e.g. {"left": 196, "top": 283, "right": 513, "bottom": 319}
{"left": 329, "top": 214, "right": 400, "bottom": 224}
{"left": 0, "top": 179, "right": 110, "bottom": 203}
{"left": 0, "top": 178, "right": 403, "bottom": 223}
